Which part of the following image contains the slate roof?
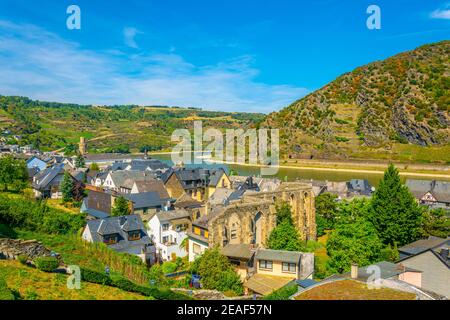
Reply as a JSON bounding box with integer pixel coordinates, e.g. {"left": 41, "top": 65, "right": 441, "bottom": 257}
{"left": 221, "top": 244, "right": 254, "bottom": 260}
{"left": 173, "top": 167, "right": 227, "bottom": 189}
{"left": 208, "top": 188, "right": 236, "bottom": 205}
{"left": 109, "top": 170, "right": 156, "bottom": 188}
{"left": 132, "top": 180, "right": 170, "bottom": 198}
{"left": 327, "top": 261, "right": 422, "bottom": 282}
{"left": 32, "top": 164, "right": 65, "bottom": 190}
{"left": 406, "top": 179, "right": 450, "bottom": 203}
{"left": 255, "top": 249, "right": 302, "bottom": 264}
{"left": 125, "top": 191, "right": 167, "bottom": 209}
{"left": 398, "top": 236, "right": 449, "bottom": 258}
{"left": 85, "top": 214, "right": 152, "bottom": 251}
{"left": 296, "top": 279, "right": 317, "bottom": 289}
{"left": 127, "top": 159, "right": 170, "bottom": 171}
{"left": 346, "top": 179, "right": 373, "bottom": 195}
{"left": 156, "top": 208, "right": 190, "bottom": 222}
{"left": 81, "top": 190, "right": 112, "bottom": 218}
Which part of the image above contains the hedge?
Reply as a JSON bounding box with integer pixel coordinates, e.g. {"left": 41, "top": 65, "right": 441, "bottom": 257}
{"left": 80, "top": 268, "right": 112, "bottom": 286}
{"left": 34, "top": 256, "right": 59, "bottom": 272}
{"left": 77, "top": 267, "right": 190, "bottom": 300}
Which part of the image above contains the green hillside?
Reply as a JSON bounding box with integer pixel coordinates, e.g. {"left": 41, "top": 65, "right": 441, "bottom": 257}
{"left": 0, "top": 96, "right": 264, "bottom": 153}
{"left": 263, "top": 40, "right": 450, "bottom": 163}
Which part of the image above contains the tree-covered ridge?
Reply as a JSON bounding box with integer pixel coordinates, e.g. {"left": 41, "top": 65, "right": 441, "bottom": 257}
{"left": 264, "top": 40, "right": 449, "bottom": 160}
{"left": 0, "top": 95, "right": 265, "bottom": 152}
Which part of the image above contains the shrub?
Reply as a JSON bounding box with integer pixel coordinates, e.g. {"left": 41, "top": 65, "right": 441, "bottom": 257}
{"left": 0, "top": 223, "right": 17, "bottom": 238}
{"left": 264, "top": 281, "right": 298, "bottom": 300}
{"left": 161, "top": 261, "right": 177, "bottom": 274}
{"left": 34, "top": 256, "right": 59, "bottom": 272}
{"left": 17, "top": 255, "right": 28, "bottom": 265}
{"left": 80, "top": 268, "right": 112, "bottom": 285}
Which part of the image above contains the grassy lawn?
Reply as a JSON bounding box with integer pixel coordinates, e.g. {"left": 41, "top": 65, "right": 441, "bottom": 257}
{"left": 45, "top": 199, "right": 81, "bottom": 215}
{"left": 0, "top": 260, "right": 150, "bottom": 300}
{"left": 15, "top": 230, "right": 151, "bottom": 285}
{"left": 295, "top": 279, "right": 416, "bottom": 300}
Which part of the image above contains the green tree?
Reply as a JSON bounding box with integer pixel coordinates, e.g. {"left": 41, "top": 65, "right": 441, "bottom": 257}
{"left": 326, "top": 218, "right": 383, "bottom": 273}
{"left": 368, "top": 164, "right": 423, "bottom": 246}
{"left": 89, "top": 162, "right": 100, "bottom": 171}
{"left": 75, "top": 154, "right": 85, "bottom": 168}
{"left": 60, "top": 172, "right": 74, "bottom": 203}
{"left": 0, "top": 155, "right": 28, "bottom": 192}
{"left": 267, "top": 220, "right": 304, "bottom": 251}
{"left": 421, "top": 208, "right": 450, "bottom": 238}
{"left": 267, "top": 202, "right": 304, "bottom": 251}
{"left": 315, "top": 193, "right": 338, "bottom": 235}
{"left": 111, "top": 196, "right": 131, "bottom": 216}
{"left": 190, "top": 247, "right": 243, "bottom": 295}
{"left": 275, "top": 202, "right": 293, "bottom": 225}
{"left": 380, "top": 243, "right": 400, "bottom": 262}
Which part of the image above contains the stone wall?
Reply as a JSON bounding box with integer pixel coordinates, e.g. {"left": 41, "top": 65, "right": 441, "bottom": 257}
{"left": 0, "top": 238, "right": 51, "bottom": 260}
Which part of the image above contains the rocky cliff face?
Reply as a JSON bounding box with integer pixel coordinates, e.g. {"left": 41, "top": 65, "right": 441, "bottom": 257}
{"left": 263, "top": 41, "right": 449, "bottom": 158}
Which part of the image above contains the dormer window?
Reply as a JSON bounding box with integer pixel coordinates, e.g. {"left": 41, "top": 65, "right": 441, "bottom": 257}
{"left": 128, "top": 230, "right": 141, "bottom": 241}
{"left": 103, "top": 234, "right": 118, "bottom": 245}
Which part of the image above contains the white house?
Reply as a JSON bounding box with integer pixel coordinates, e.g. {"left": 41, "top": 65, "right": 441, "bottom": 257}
{"left": 147, "top": 209, "right": 191, "bottom": 261}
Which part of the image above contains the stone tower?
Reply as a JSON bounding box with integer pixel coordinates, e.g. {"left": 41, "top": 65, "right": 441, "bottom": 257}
{"left": 79, "top": 136, "right": 87, "bottom": 155}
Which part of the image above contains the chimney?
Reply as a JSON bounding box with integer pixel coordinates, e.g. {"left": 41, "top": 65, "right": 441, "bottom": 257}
{"left": 351, "top": 264, "right": 358, "bottom": 279}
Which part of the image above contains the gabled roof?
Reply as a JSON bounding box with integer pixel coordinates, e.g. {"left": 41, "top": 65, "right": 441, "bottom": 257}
{"left": 346, "top": 179, "right": 373, "bottom": 194}
{"left": 221, "top": 244, "right": 254, "bottom": 260}
{"left": 132, "top": 180, "right": 170, "bottom": 198}
{"left": 406, "top": 179, "right": 450, "bottom": 203}
{"left": 32, "top": 163, "right": 65, "bottom": 190}
{"left": 327, "top": 261, "right": 421, "bottom": 282}
{"left": 85, "top": 214, "right": 152, "bottom": 251}
{"left": 255, "top": 249, "right": 302, "bottom": 264}
{"left": 172, "top": 167, "right": 227, "bottom": 189}
{"left": 155, "top": 208, "right": 191, "bottom": 222}
{"left": 109, "top": 170, "right": 156, "bottom": 188}
{"left": 81, "top": 190, "right": 112, "bottom": 217}
{"left": 127, "top": 159, "right": 170, "bottom": 171}
{"left": 125, "top": 192, "right": 166, "bottom": 209}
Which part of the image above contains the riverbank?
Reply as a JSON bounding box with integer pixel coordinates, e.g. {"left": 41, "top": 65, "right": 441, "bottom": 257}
{"left": 148, "top": 151, "right": 450, "bottom": 181}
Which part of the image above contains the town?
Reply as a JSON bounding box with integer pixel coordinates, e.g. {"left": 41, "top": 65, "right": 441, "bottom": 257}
{"left": 0, "top": 137, "right": 448, "bottom": 300}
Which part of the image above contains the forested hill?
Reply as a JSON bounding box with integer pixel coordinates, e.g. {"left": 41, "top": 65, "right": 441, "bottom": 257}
{"left": 263, "top": 40, "right": 449, "bottom": 162}
{"left": 0, "top": 96, "right": 264, "bottom": 154}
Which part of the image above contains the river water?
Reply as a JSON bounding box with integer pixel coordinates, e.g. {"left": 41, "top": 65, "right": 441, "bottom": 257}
{"left": 151, "top": 153, "right": 386, "bottom": 187}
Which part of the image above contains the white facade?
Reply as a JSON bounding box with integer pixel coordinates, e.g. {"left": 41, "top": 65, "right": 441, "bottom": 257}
{"left": 103, "top": 173, "right": 117, "bottom": 189}
{"left": 147, "top": 214, "right": 188, "bottom": 261}
{"left": 188, "top": 238, "right": 208, "bottom": 262}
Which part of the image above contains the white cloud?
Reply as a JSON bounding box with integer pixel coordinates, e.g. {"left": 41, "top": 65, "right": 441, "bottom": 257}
{"left": 430, "top": 3, "right": 450, "bottom": 20}
{"left": 0, "top": 20, "right": 308, "bottom": 113}
{"left": 123, "top": 27, "right": 142, "bottom": 48}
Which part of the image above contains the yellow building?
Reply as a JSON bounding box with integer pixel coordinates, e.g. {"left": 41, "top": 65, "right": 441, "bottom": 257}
{"left": 164, "top": 168, "right": 231, "bottom": 202}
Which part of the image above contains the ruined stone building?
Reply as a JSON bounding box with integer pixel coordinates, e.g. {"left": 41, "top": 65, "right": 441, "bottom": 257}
{"left": 187, "top": 181, "right": 316, "bottom": 261}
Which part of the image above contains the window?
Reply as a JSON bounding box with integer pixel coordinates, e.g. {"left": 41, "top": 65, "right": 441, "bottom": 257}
{"left": 128, "top": 230, "right": 141, "bottom": 241}
{"left": 230, "top": 223, "right": 237, "bottom": 239}
{"left": 162, "top": 223, "right": 169, "bottom": 231}
{"left": 282, "top": 262, "right": 296, "bottom": 273}
{"left": 259, "top": 260, "right": 273, "bottom": 270}
{"left": 103, "top": 234, "right": 118, "bottom": 245}
{"left": 193, "top": 243, "right": 202, "bottom": 254}
{"left": 162, "top": 236, "right": 169, "bottom": 244}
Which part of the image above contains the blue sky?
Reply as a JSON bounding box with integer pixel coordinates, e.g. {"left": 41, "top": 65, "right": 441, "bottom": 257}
{"left": 0, "top": 0, "right": 448, "bottom": 113}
